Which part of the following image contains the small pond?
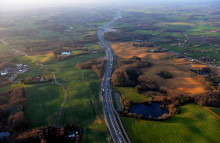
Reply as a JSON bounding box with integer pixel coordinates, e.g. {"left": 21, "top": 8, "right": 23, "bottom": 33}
{"left": 114, "top": 92, "right": 122, "bottom": 111}
{"left": 130, "top": 103, "right": 169, "bottom": 118}
{"left": 0, "top": 131, "right": 10, "bottom": 141}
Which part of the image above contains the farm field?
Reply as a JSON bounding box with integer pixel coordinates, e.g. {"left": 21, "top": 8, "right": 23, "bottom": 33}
{"left": 209, "top": 107, "right": 220, "bottom": 116}
{"left": 111, "top": 42, "right": 213, "bottom": 96}
{"left": 0, "top": 2, "right": 220, "bottom": 143}
{"left": 114, "top": 87, "right": 148, "bottom": 102}
{"left": 24, "top": 83, "right": 64, "bottom": 128}
{"left": 0, "top": 53, "right": 108, "bottom": 142}
{"left": 0, "top": 7, "right": 115, "bottom": 142}
{"left": 45, "top": 53, "right": 108, "bottom": 143}
{"left": 111, "top": 4, "right": 220, "bottom": 67}
{"left": 122, "top": 104, "right": 220, "bottom": 143}
{"left": 111, "top": 40, "right": 220, "bottom": 143}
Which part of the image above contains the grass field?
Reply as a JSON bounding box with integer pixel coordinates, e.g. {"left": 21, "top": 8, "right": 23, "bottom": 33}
{"left": 0, "top": 53, "right": 108, "bottom": 142}
{"left": 208, "top": 107, "right": 220, "bottom": 116}
{"left": 43, "top": 53, "right": 108, "bottom": 143}
{"left": 24, "top": 83, "right": 64, "bottom": 128}
{"left": 155, "top": 22, "right": 196, "bottom": 27}
{"left": 159, "top": 43, "right": 220, "bottom": 64}
{"left": 36, "top": 53, "right": 55, "bottom": 64}
{"left": 122, "top": 104, "right": 220, "bottom": 143}
{"left": 85, "top": 44, "right": 102, "bottom": 50}
{"left": 114, "top": 87, "right": 148, "bottom": 102}
{"left": 0, "top": 44, "right": 12, "bottom": 52}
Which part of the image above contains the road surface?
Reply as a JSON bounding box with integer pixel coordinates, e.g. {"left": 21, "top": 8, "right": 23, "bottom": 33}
{"left": 98, "top": 11, "right": 131, "bottom": 143}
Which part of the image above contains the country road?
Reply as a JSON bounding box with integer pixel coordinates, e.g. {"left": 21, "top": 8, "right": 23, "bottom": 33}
{"left": 98, "top": 11, "right": 131, "bottom": 143}
{"left": 0, "top": 39, "right": 68, "bottom": 126}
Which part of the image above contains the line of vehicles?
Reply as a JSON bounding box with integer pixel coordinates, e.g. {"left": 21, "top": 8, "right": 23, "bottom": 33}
{"left": 98, "top": 11, "right": 127, "bottom": 143}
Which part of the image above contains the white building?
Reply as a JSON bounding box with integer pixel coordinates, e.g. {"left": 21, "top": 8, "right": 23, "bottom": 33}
{"left": 190, "top": 59, "right": 195, "bottom": 62}
{"left": 1, "top": 72, "right": 8, "bottom": 76}
{"left": 16, "top": 64, "right": 23, "bottom": 69}
{"left": 61, "top": 52, "right": 71, "bottom": 55}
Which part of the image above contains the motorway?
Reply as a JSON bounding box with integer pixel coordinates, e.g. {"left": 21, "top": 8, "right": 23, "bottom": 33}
{"left": 98, "top": 11, "right": 131, "bottom": 143}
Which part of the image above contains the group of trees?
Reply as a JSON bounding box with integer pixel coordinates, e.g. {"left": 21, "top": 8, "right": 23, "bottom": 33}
{"left": 157, "top": 71, "right": 173, "bottom": 79}
{"left": 135, "top": 75, "right": 160, "bottom": 93}
{"left": 76, "top": 58, "right": 106, "bottom": 78}
{"left": 0, "top": 62, "right": 16, "bottom": 70}
{"left": 0, "top": 87, "right": 27, "bottom": 130}
{"left": 92, "top": 61, "right": 106, "bottom": 78}
{"left": 193, "top": 90, "right": 220, "bottom": 107}
{"left": 112, "top": 57, "right": 151, "bottom": 87}
{"left": 112, "top": 58, "right": 159, "bottom": 92}
{"left": 7, "top": 125, "right": 81, "bottom": 143}
{"left": 104, "top": 32, "right": 132, "bottom": 42}
{"left": 21, "top": 76, "right": 51, "bottom": 84}
{"left": 112, "top": 65, "right": 141, "bottom": 87}
{"left": 133, "top": 42, "right": 155, "bottom": 47}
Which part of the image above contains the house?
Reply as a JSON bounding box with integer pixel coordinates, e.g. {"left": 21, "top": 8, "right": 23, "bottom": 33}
{"left": 190, "top": 59, "right": 195, "bottom": 62}
{"left": 1, "top": 72, "right": 7, "bottom": 76}
{"left": 61, "top": 52, "right": 71, "bottom": 55}
{"left": 149, "top": 50, "right": 155, "bottom": 52}
{"left": 16, "top": 64, "right": 23, "bottom": 69}
{"left": 204, "top": 74, "right": 209, "bottom": 77}
{"left": 40, "top": 76, "right": 49, "bottom": 82}
{"left": 68, "top": 133, "right": 76, "bottom": 138}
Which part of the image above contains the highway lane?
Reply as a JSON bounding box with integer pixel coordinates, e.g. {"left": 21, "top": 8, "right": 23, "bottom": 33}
{"left": 98, "top": 11, "right": 131, "bottom": 143}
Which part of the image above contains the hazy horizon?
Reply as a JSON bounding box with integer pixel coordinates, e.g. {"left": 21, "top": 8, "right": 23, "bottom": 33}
{"left": 1, "top": 0, "right": 219, "bottom": 12}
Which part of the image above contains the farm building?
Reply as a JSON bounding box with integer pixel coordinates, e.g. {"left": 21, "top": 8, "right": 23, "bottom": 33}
{"left": 61, "top": 52, "right": 71, "bottom": 55}
{"left": 1, "top": 72, "right": 8, "bottom": 76}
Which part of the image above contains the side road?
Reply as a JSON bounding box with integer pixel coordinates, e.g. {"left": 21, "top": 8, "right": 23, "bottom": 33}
{"left": 1, "top": 39, "right": 68, "bottom": 126}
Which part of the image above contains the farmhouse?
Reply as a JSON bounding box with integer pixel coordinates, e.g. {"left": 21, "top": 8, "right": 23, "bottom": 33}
{"left": 149, "top": 47, "right": 168, "bottom": 53}
{"left": 16, "top": 64, "right": 23, "bottom": 69}
{"left": 61, "top": 52, "right": 71, "bottom": 55}
{"left": 1, "top": 72, "right": 8, "bottom": 76}
{"left": 190, "top": 59, "right": 195, "bottom": 62}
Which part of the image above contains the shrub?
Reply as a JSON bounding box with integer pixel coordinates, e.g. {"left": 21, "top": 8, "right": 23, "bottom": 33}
{"left": 157, "top": 71, "right": 173, "bottom": 79}
{"left": 112, "top": 65, "right": 141, "bottom": 87}
{"left": 8, "top": 112, "right": 27, "bottom": 130}
{"left": 135, "top": 75, "right": 160, "bottom": 92}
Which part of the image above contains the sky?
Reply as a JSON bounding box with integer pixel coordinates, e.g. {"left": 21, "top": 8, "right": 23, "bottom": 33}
{"left": 1, "top": 0, "right": 215, "bottom": 5}
{"left": 1, "top": 0, "right": 218, "bottom": 12}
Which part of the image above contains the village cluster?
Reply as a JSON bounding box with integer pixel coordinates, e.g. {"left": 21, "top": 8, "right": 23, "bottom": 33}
{"left": 0, "top": 64, "right": 29, "bottom": 80}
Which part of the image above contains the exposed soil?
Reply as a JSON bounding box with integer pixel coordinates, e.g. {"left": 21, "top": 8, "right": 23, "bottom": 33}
{"left": 111, "top": 42, "right": 220, "bottom": 96}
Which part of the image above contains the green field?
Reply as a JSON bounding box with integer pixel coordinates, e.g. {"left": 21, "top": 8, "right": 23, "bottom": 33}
{"left": 209, "top": 107, "right": 220, "bottom": 116}
{"left": 159, "top": 43, "right": 220, "bottom": 64}
{"left": 122, "top": 104, "right": 220, "bottom": 143}
{"left": 0, "top": 44, "right": 12, "bottom": 52}
{"left": 43, "top": 53, "right": 108, "bottom": 143}
{"left": 0, "top": 53, "right": 108, "bottom": 142}
{"left": 85, "top": 44, "right": 102, "bottom": 50}
{"left": 25, "top": 83, "right": 64, "bottom": 128}
{"left": 114, "top": 87, "right": 148, "bottom": 102}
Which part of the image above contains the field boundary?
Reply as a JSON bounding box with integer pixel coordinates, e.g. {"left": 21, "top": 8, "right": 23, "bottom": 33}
{"left": 1, "top": 39, "right": 68, "bottom": 126}
{"left": 204, "top": 107, "right": 220, "bottom": 120}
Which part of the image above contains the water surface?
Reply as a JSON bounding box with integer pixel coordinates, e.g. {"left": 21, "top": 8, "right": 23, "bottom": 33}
{"left": 130, "top": 103, "right": 169, "bottom": 118}
{"left": 114, "top": 92, "right": 122, "bottom": 111}
{"left": 0, "top": 131, "right": 10, "bottom": 141}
